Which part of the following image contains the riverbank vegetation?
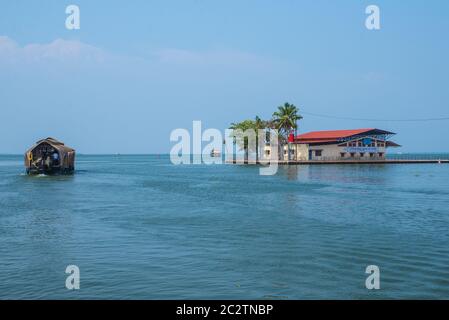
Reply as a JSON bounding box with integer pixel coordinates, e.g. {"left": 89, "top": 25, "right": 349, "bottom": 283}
{"left": 229, "top": 102, "right": 302, "bottom": 160}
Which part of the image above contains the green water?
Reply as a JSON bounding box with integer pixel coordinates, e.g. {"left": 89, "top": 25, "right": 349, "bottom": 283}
{"left": 1, "top": 154, "right": 449, "bottom": 299}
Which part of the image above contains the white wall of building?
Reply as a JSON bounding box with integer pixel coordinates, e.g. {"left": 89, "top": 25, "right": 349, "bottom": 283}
{"left": 308, "top": 140, "right": 387, "bottom": 160}
{"left": 262, "top": 137, "right": 389, "bottom": 161}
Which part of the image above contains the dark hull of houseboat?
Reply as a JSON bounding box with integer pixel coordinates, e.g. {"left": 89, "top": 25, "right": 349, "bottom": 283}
{"left": 26, "top": 167, "right": 74, "bottom": 175}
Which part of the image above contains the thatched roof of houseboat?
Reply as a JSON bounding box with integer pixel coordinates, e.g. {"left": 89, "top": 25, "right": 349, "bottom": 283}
{"left": 26, "top": 137, "right": 75, "bottom": 154}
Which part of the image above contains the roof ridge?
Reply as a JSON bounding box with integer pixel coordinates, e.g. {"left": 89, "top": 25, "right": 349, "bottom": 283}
{"left": 296, "top": 128, "right": 395, "bottom": 140}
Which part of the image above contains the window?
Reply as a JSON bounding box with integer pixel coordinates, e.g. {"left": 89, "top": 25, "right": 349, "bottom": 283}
{"left": 369, "top": 153, "right": 374, "bottom": 158}
{"left": 360, "top": 153, "right": 365, "bottom": 157}
{"left": 340, "top": 152, "right": 346, "bottom": 158}
{"left": 350, "top": 153, "right": 355, "bottom": 158}
{"left": 315, "top": 150, "right": 322, "bottom": 157}
{"left": 378, "top": 152, "right": 384, "bottom": 157}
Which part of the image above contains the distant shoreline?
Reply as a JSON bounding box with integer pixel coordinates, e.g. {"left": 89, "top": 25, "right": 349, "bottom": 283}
{"left": 2, "top": 152, "right": 449, "bottom": 156}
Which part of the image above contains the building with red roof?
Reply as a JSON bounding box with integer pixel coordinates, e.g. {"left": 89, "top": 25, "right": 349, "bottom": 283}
{"left": 265, "top": 128, "right": 401, "bottom": 161}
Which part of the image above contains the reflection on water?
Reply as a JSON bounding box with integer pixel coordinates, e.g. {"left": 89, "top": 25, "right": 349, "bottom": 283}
{"left": 1, "top": 154, "right": 449, "bottom": 299}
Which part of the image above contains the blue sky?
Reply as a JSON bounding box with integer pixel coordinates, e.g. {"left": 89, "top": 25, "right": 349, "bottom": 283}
{"left": 1, "top": 0, "right": 448, "bottom": 153}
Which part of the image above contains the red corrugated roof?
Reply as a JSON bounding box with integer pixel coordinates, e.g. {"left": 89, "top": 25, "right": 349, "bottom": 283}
{"left": 295, "top": 139, "right": 339, "bottom": 144}
{"left": 296, "top": 129, "right": 375, "bottom": 141}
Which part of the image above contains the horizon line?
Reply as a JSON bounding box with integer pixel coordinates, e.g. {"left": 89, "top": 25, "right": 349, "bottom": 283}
{"left": 2, "top": 152, "right": 449, "bottom": 156}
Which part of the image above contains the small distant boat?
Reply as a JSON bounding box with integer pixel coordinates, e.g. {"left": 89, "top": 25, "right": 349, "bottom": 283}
{"left": 25, "top": 137, "right": 76, "bottom": 175}
{"left": 210, "top": 149, "right": 221, "bottom": 157}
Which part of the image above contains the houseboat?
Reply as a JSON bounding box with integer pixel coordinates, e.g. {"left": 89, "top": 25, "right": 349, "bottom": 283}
{"left": 25, "top": 137, "right": 76, "bottom": 175}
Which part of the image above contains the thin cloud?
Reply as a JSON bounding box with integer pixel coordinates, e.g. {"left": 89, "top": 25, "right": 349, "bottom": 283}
{"left": 0, "top": 36, "right": 106, "bottom": 64}
{"left": 0, "top": 36, "right": 276, "bottom": 72}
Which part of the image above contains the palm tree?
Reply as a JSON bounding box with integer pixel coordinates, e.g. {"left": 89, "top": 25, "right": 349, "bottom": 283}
{"left": 229, "top": 120, "right": 254, "bottom": 162}
{"left": 254, "top": 116, "right": 267, "bottom": 162}
{"left": 230, "top": 117, "right": 267, "bottom": 163}
{"left": 272, "top": 102, "right": 303, "bottom": 160}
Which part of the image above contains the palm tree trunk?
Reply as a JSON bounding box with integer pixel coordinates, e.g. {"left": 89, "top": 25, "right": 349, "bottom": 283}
{"left": 256, "top": 139, "right": 259, "bottom": 164}
{"left": 276, "top": 131, "right": 281, "bottom": 161}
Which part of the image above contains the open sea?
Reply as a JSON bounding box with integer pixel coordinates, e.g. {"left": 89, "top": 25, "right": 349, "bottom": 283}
{"left": 1, "top": 154, "right": 449, "bottom": 299}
